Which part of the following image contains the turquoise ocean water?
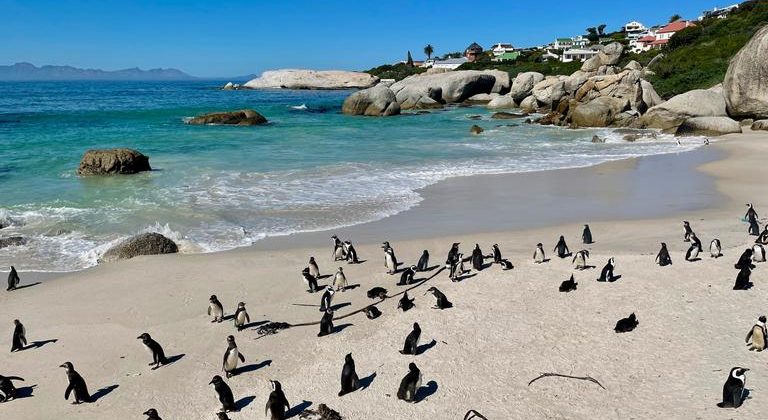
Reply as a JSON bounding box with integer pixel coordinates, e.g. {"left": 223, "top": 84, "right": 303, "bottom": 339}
{"left": 0, "top": 81, "right": 703, "bottom": 271}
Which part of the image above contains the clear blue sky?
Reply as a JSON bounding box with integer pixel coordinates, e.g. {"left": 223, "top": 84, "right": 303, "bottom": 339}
{"left": 1, "top": 0, "right": 720, "bottom": 77}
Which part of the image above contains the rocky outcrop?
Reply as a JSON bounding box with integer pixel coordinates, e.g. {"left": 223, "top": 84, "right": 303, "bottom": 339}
{"left": 244, "top": 69, "right": 379, "bottom": 90}
{"left": 751, "top": 119, "right": 768, "bottom": 130}
{"left": 187, "top": 109, "right": 268, "bottom": 126}
{"left": 598, "top": 42, "right": 624, "bottom": 66}
{"left": 482, "top": 70, "right": 511, "bottom": 94}
{"left": 390, "top": 71, "right": 498, "bottom": 108}
{"left": 486, "top": 95, "right": 516, "bottom": 109}
{"left": 222, "top": 82, "right": 242, "bottom": 90}
{"left": 519, "top": 95, "right": 539, "bottom": 113}
{"left": 342, "top": 85, "right": 400, "bottom": 116}
{"left": 77, "top": 149, "right": 151, "bottom": 176}
{"left": 509, "top": 72, "right": 545, "bottom": 102}
{"left": 491, "top": 111, "right": 528, "bottom": 119}
{"left": 723, "top": 25, "right": 768, "bottom": 119}
{"left": 571, "top": 97, "right": 629, "bottom": 128}
{"left": 470, "top": 125, "right": 484, "bottom": 134}
{"left": 640, "top": 89, "right": 727, "bottom": 131}
{"left": 0, "top": 236, "right": 26, "bottom": 249}
{"left": 465, "top": 93, "right": 496, "bottom": 104}
{"left": 675, "top": 116, "right": 742, "bottom": 136}
{"left": 532, "top": 77, "right": 566, "bottom": 107}
{"left": 100, "top": 232, "right": 179, "bottom": 263}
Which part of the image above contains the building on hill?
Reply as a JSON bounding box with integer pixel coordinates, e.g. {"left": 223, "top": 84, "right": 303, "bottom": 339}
{"left": 431, "top": 57, "right": 468, "bottom": 70}
{"left": 489, "top": 43, "right": 515, "bottom": 56}
{"left": 623, "top": 21, "right": 647, "bottom": 39}
{"left": 553, "top": 38, "right": 573, "bottom": 49}
{"left": 493, "top": 51, "right": 521, "bottom": 62}
{"left": 631, "top": 33, "right": 658, "bottom": 53}
{"left": 699, "top": 4, "right": 739, "bottom": 20}
{"left": 654, "top": 20, "right": 696, "bottom": 44}
{"left": 572, "top": 35, "right": 590, "bottom": 48}
{"left": 561, "top": 48, "right": 599, "bottom": 63}
{"left": 464, "top": 42, "right": 484, "bottom": 62}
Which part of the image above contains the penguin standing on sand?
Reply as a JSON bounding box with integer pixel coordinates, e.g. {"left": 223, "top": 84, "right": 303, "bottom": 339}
{"left": 746, "top": 203, "right": 759, "bottom": 223}
{"left": 753, "top": 244, "right": 767, "bottom": 263}
{"left": 339, "top": 353, "right": 360, "bottom": 396}
{"left": 398, "top": 291, "right": 415, "bottom": 312}
{"left": 318, "top": 309, "right": 334, "bottom": 337}
{"left": 710, "top": 239, "right": 722, "bottom": 258}
{"left": 400, "top": 322, "right": 421, "bottom": 355}
{"left": 6, "top": 266, "right": 19, "bottom": 291}
{"left": 10, "top": 319, "right": 26, "bottom": 352}
{"left": 614, "top": 313, "right": 639, "bottom": 333}
{"left": 234, "top": 302, "right": 250, "bottom": 331}
{"left": 749, "top": 218, "right": 761, "bottom": 237}
{"left": 136, "top": 333, "right": 168, "bottom": 369}
{"left": 209, "top": 375, "right": 237, "bottom": 413}
{"left": 491, "top": 244, "right": 503, "bottom": 264}
{"left": 143, "top": 408, "right": 162, "bottom": 420}
{"left": 683, "top": 221, "right": 693, "bottom": 242}
{"left": 397, "top": 363, "right": 422, "bottom": 403}
{"left": 757, "top": 227, "right": 768, "bottom": 245}
{"left": 344, "top": 241, "right": 360, "bottom": 264}
{"left": 208, "top": 295, "right": 224, "bottom": 323}
{"left": 319, "top": 286, "right": 335, "bottom": 312}
{"left": 717, "top": 367, "right": 749, "bottom": 408}
{"left": 425, "top": 287, "right": 452, "bottom": 309}
{"left": 471, "top": 244, "right": 484, "bottom": 271}
{"left": 582, "top": 224, "right": 593, "bottom": 244}
{"left": 265, "top": 380, "right": 290, "bottom": 420}
{"left": 746, "top": 316, "right": 767, "bottom": 351}
{"left": 0, "top": 375, "right": 25, "bottom": 403}
{"left": 222, "top": 335, "right": 245, "bottom": 378}
{"left": 734, "top": 266, "right": 753, "bottom": 290}
{"left": 216, "top": 413, "right": 231, "bottom": 420}
{"left": 533, "top": 243, "right": 546, "bottom": 264}
{"left": 333, "top": 267, "right": 348, "bottom": 291}
{"left": 416, "top": 250, "right": 429, "bottom": 272}
{"left": 308, "top": 257, "right": 321, "bottom": 278}
{"left": 572, "top": 250, "right": 590, "bottom": 270}
{"left": 398, "top": 265, "right": 416, "bottom": 286}
{"left": 332, "top": 235, "right": 345, "bottom": 261}
{"left": 554, "top": 236, "right": 570, "bottom": 258}
{"left": 597, "top": 258, "right": 616, "bottom": 282}
{"left": 446, "top": 243, "right": 460, "bottom": 269}
{"left": 735, "top": 248, "right": 756, "bottom": 270}
{"left": 656, "top": 243, "right": 672, "bottom": 266}
{"left": 559, "top": 274, "right": 578, "bottom": 292}
{"left": 383, "top": 242, "right": 398, "bottom": 274}
{"left": 60, "top": 362, "right": 90, "bottom": 404}
{"left": 301, "top": 268, "right": 319, "bottom": 293}
{"left": 451, "top": 253, "right": 468, "bottom": 282}
{"left": 686, "top": 235, "right": 703, "bottom": 262}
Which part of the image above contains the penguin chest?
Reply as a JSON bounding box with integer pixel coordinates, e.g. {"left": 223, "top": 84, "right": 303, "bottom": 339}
{"left": 224, "top": 349, "right": 240, "bottom": 370}
{"left": 236, "top": 311, "right": 248, "bottom": 325}
{"left": 534, "top": 249, "right": 544, "bottom": 262}
{"left": 309, "top": 265, "right": 319, "bottom": 277}
{"left": 143, "top": 343, "right": 153, "bottom": 354}
{"left": 385, "top": 254, "right": 393, "bottom": 267}
{"left": 210, "top": 304, "right": 223, "bottom": 317}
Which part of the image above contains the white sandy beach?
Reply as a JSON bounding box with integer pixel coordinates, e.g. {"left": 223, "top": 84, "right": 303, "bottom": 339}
{"left": 3, "top": 129, "right": 768, "bottom": 419}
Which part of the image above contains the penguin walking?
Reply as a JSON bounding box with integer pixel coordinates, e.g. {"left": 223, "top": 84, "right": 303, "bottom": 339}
{"left": 683, "top": 221, "right": 693, "bottom": 242}
{"left": 450, "top": 253, "right": 468, "bottom": 282}
{"left": 331, "top": 235, "right": 345, "bottom": 261}
{"left": 344, "top": 241, "right": 360, "bottom": 264}
{"left": 597, "top": 258, "right": 616, "bottom": 282}
{"left": 746, "top": 203, "right": 759, "bottom": 223}
{"left": 746, "top": 316, "right": 767, "bottom": 351}
{"left": 559, "top": 274, "right": 578, "bottom": 292}
{"left": 137, "top": 333, "right": 168, "bottom": 369}
{"left": 143, "top": 408, "right": 163, "bottom": 420}
{"left": 333, "top": 267, "right": 348, "bottom": 291}
{"left": 685, "top": 240, "right": 702, "bottom": 262}
{"left": 582, "top": 224, "right": 593, "bottom": 244}
{"left": 234, "top": 302, "right": 250, "bottom": 331}
{"left": 398, "top": 265, "right": 416, "bottom": 286}
{"left": 319, "top": 286, "right": 335, "bottom": 312}
{"left": 209, "top": 375, "right": 237, "bottom": 413}
{"left": 339, "top": 353, "right": 360, "bottom": 396}
{"left": 400, "top": 322, "right": 421, "bottom": 355}
{"left": 301, "top": 268, "right": 319, "bottom": 293}
{"left": 60, "top": 362, "right": 90, "bottom": 404}
{"left": 265, "top": 380, "right": 291, "bottom": 420}
{"left": 308, "top": 257, "right": 321, "bottom": 278}
{"left": 710, "top": 239, "right": 722, "bottom": 258}
{"left": 471, "top": 244, "right": 484, "bottom": 271}
{"left": 446, "top": 243, "right": 460, "bottom": 269}
{"left": 717, "top": 367, "right": 749, "bottom": 408}
{"left": 365, "top": 305, "right": 382, "bottom": 320}
{"left": 572, "top": 250, "right": 590, "bottom": 270}
{"left": 533, "top": 243, "right": 546, "bottom": 264}
{"left": 6, "top": 266, "right": 19, "bottom": 291}
{"left": 397, "top": 363, "right": 422, "bottom": 403}
{"left": 208, "top": 295, "right": 224, "bottom": 323}
{"left": 735, "top": 248, "right": 756, "bottom": 270}
{"left": 318, "top": 309, "right": 334, "bottom": 337}
{"left": 383, "top": 242, "right": 398, "bottom": 274}
{"left": 734, "top": 266, "right": 753, "bottom": 290}
{"left": 753, "top": 244, "right": 766, "bottom": 263}
{"left": 656, "top": 243, "right": 672, "bottom": 266}
{"left": 554, "top": 236, "right": 570, "bottom": 258}
{"left": 398, "top": 291, "right": 415, "bottom": 312}
{"left": 416, "top": 250, "right": 430, "bottom": 272}
{"left": 10, "top": 319, "right": 26, "bottom": 352}
{"left": 614, "top": 313, "right": 638, "bottom": 333}
{"left": 425, "top": 287, "right": 452, "bottom": 309}
{"left": 222, "top": 335, "right": 246, "bottom": 378}
{"left": 0, "top": 375, "right": 25, "bottom": 403}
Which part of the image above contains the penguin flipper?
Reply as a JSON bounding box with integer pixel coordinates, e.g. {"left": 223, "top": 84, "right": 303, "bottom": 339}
{"left": 65, "top": 384, "right": 73, "bottom": 400}
{"left": 208, "top": 306, "right": 212, "bottom": 315}
{"left": 238, "top": 353, "right": 245, "bottom": 363}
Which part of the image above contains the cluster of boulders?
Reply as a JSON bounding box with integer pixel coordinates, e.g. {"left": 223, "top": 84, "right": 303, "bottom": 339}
{"left": 186, "top": 109, "right": 268, "bottom": 126}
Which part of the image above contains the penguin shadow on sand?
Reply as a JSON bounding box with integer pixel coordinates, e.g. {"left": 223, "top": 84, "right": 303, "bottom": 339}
{"left": 286, "top": 400, "right": 313, "bottom": 418}
{"left": 330, "top": 302, "right": 352, "bottom": 311}
{"left": 414, "top": 380, "right": 439, "bottom": 403}
{"left": 12, "top": 384, "right": 37, "bottom": 400}
{"left": 10, "top": 282, "right": 42, "bottom": 291}
{"left": 232, "top": 359, "right": 272, "bottom": 376}
{"left": 239, "top": 320, "right": 269, "bottom": 330}
{"left": 234, "top": 395, "right": 257, "bottom": 411}
{"left": 359, "top": 372, "right": 377, "bottom": 390}
{"left": 332, "top": 323, "right": 354, "bottom": 334}
{"left": 23, "top": 338, "right": 58, "bottom": 351}
{"left": 416, "top": 339, "right": 437, "bottom": 355}
{"left": 341, "top": 284, "right": 361, "bottom": 291}
{"left": 421, "top": 265, "right": 441, "bottom": 272}
{"left": 161, "top": 353, "right": 186, "bottom": 367}
{"left": 452, "top": 272, "right": 477, "bottom": 283}
{"left": 316, "top": 274, "right": 333, "bottom": 280}
{"left": 90, "top": 384, "right": 119, "bottom": 402}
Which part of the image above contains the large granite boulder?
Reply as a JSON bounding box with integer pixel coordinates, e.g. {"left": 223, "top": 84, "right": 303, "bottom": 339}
{"left": 487, "top": 95, "right": 516, "bottom": 109}
{"left": 581, "top": 56, "right": 602, "bottom": 72}
{"left": 570, "top": 96, "right": 629, "bottom": 127}
{"left": 532, "top": 78, "right": 566, "bottom": 107}
{"left": 100, "top": 232, "right": 179, "bottom": 263}
{"left": 640, "top": 89, "right": 727, "bottom": 130}
{"left": 482, "top": 70, "right": 511, "bottom": 94}
{"left": 465, "top": 93, "right": 497, "bottom": 104}
{"left": 0, "top": 236, "right": 26, "bottom": 249}
{"left": 509, "top": 72, "right": 545, "bottom": 102}
{"left": 342, "top": 85, "right": 400, "bottom": 116}
{"left": 390, "top": 71, "right": 498, "bottom": 107}
{"left": 598, "top": 42, "right": 624, "bottom": 66}
{"left": 752, "top": 119, "right": 768, "bottom": 130}
{"left": 640, "top": 80, "right": 663, "bottom": 109}
{"left": 675, "top": 116, "right": 742, "bottom": 136}
{"left": 244, "top": 69, "right": 379, "bottom": 89}
{"left": 519, "top": 95, "right": 539, "bottom": 113}
{"left": 564, "top": 70, "right": 592, "bottom": 94}
{"left": 187, "top": 109, "right": 267, "bottom": 126}
{"left": 724, "top": 25, "right": 768, "bottom": 119}
{"left": 77, "top": 148, "right": 151, "bottom": 176}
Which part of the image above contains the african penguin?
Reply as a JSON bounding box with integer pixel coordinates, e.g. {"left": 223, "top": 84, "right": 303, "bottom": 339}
{"left": 451, "top": 253, "right": 468, "bottom": 282}
{"left": 614, "top": 313, "right": 638, "bottom": 333}
{"left": 746, "top": 203, "right": 758, "bottom": 223}
{"left": 559, "top": 274, "right": 578, "bottom": 292}
{"left": 753, "top": 244, "right": 766, "bottom": 263}
{"left": 425, "top": 286, "right": 452, "bottom": 309}
{"left": 332, "top": 235, "right": 345, "bottom": 261}
{"left": 308, "top": 257, "right": 320, "bottom": 278}
{"left": 11, "top": 319, "right": 26, "bottom": 352}
{"left": 136, "top": 332, "right": 168, "bottom": 369}
{"left": 710, "top": 239, "right": 722, "bottom": 258}
{"left": 582, "top": 224, "right": 593, "bottom": 244}
{"left": 6, "top": 266, "right": 19, "bottom": 291}
{"left": 656, "top": 243, "right": 672, "bottom": 266}
{"left": 491, "top": 244, "right": 503, "bottom": 264}
{"left": 302, "top": 267, "right": 318, "bottom": 293}
{"left": 416, "top": 250, "right": 430, "bottom": 272}
{"left": 749, "top": 219, "right": 761, "bottom": 237}
{"left": 366, "top": 287, "right": 387, "bottom": 300}
{"left": 333, "top": 267, "right": 348, "bottom": 291}
{"left": 446, "top": 243, "right": 460, "bottom": 269}
{"left": 572, "top": 250, "right": 589, "bottom": 270}
{"left": 265, "top": 380, "right": 291, "bottom": 420}
{"left": 398, "top": 265, "right": 416, "bottom": 286}
{"left": 234, "top": 302, "right": 250, "bottom": 331}
{"left": 208, "top": 295, "right": 224, "bottom": 323}
{"left": 60, "top": 362, "right": 91, "bottom": 404}
{"left": 597, "top": 258, "right": 616, "bottom": 282}
{"left": 344, "top": 241, "right": 360, "bottom": 264}
{"left": 685, "top": 242, "right": 701, "bottom": 262}
{"left": 0, "top": 375, "right": 24, "bottom": 403}
{"left": 400, "top": 322, "right": 421, "bottom": 355}
{"left": 383, "top": 242, "right": 398, "bottom": 274}
{"left": 717, "top": 367, "right": 749, "bottom": 408}
{"left": 365, "top": 305, "right": 382, "bottom": 320}
{"left": 735, "top": 248, "right": 755, "bottom": 270}
{"left": 398, "top": 291, "right": 415, "bottom": 312}
{"left": 746, "top": 316, "right": 767, "bottom": 352}
{"left": 319, "top": 286, "right": 335, "bottom": 312}
{"left": 757, "top": 227, "right": 768, "bottom": 244}
{"left": 471, "top": 244, "right": 484, "bottom": 271}
{"left": 143, "top": 408, "right": 163, "bottom": 420}
{"left": 533, "top": 243, "right": 546, "bottom": 264}
{"left": 318, "top": 309, "right": 334, "bottom": 337}
{"left": 222, "top": 335, "right": 245, "bottom": 378}
{"left": 339, "top": 353, "right": 360, "bottom": 396}
{"left": 554, "top": 236, "right": 570, "bottom": 258}
{"left": 209, "top": 375, "right": 237, "bottom": 412}
{"left": 397, "top": 363, "right": 422, "bottom": 403}
{"left": 734, "top": 266, "right": 753, "bottom": 290}
{"left": 683, "top": 221, "right": 693, "bottom": 242}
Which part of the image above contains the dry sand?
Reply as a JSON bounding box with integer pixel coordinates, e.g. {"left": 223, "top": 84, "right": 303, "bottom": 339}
{"left": 2, "top": 130, "right": 768, "bottom": 419}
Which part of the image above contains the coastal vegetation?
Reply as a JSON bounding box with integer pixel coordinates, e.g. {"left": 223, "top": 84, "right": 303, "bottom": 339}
{"left": 365, "top": 62, "right": 426, "bottom": 81}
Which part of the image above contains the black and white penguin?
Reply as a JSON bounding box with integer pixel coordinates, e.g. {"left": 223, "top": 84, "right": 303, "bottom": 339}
{"left": 60, "top": 362, "right": 91, "bottom": 404}
{"left": 216, "top": 412, "right": 231, "bottom": 420}
{"left": 759, "top": 227, "right": 768, "bottom": 245}
{"left": 735, "top": 248, "right": 756, "bottom": 270}
{"left": 471, "top": 244, "right": 484, "bottom": 271}
{"left": 416, "top": 250, "right": 430, "bottom": 272}
{"left": 333, "top": 267, "right": 348, "bottom": 291}
{"left": 308, "top": 257, "right": 321, "bottom": 278}
{"left": 683, "top": 221, "right": 693, "bottom": 242}
{"left": 136, "top": 333, "right": 168, "bottom": 369}
{"left": 400, "top": 322, "right": 421, "bottom": 355}
{"left": 301, "top": 267, "right": 319, "bottom": 293}
{"left": 446, "top": 243, "right": 460, "bottom": 269}
{"left": 710, "top": 239, "right": 722, "bottom": 258}
{"left": 559, "top": 274, "right": 578, "bottom": 292}
{"left": 491, "top": 244, "right": 503, "bottom": 264}
{"left": 209, "top": 375, "right": 237, "bottom": 412}
{"left": 6, "top": 266, "right": 19, "bottom": 291}
{"left": 365, "top": 305, "right": 382, "bottom": 320}
{"left": 656, "top": 243, "right": 672, "bottom": 266}
{"left": 319, "top": 286, "right": 335, "bottom": 312}
{"left": 425, "top": 287, "right": 452, "bottom": 309}
{"left": 734, "top": 266, "right": 753, "bottom": 290}
{"left": 383, "top": 242, "right": 398, "bottom": 274}
{"left": 750, "top": 219, "right": 761, "bottom": 237}
{"left": 717, "top": 367, "right": 749, "bottom": 408}
{"left": 450, "top": 253, "right": 468, "bottom": 282}
{"left": 554, "top": 236, "right": 570, "bottom": 259}
{"left": 234, "top": 302, "right": 250, "bottom": 331}
{"left": 367, "top": 286, "right": 387, "bottom": 300}
{"left": 582, "top": 224, "right": 593, "bottom": 244}
{"left": 143, "top": 408, "right": 163, "bottom": 420}
{"left": 208, "top": 295, "right": 224, "bottom": 323}
{"left": 398, "top": 291, "right": 415, "bottom": 312}
{"left": 746, "top": 203, "right": 759, "bottom": 223}
{"left": 572, "top": 250, "right": 589, "bottom": 270}
{"left": 0, "top": 375, "right": 24, "bottom": 402}
{"left": 753, "top": 244, "right": 766, "bottom": 263}
{"left": 533, "top": 243, "right": 546, "bottom": 264}
{"left": 746, "top": 315, "right": 767, "bottom": 351}
{"left": 397, "top": 362, "right": 422, "bottom": 403}
{"left": 614, "top": 313, "right": 638, "bottom": 333}
{"left": 265, "top": 380, "right": 290, "bottom": 420}
{"left": 339, "top": 353, "right": 360, "bottom": 396}
{"left": 597, "top": 258, "right": 616, "bottom": 282}
{"left": 398, "top": 265, "right": 416, "bottom": 286}
{"left": 332, "top": 235, "right": 345, "bottom": 261}
{"left": 318, "top": 309, "right": 334, "bottom": 337}
{"left": 685, "top": 242, "right": 701, "bottom": 262}
{"left": 499, "top": 259, "right": 514, "bottom": 270}
{"left": 222, "top": 335, "right": 245, "bottom": 378}
{"left": 10, "top": 319, "right": 26, "bottom": 352}
{"left": 344, "top": 241, "right": 360, "bottom": 264}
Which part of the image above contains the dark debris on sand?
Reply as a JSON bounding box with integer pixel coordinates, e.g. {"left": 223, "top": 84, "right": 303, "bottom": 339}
{"left": 299, "top": 403, "right": 343, "bottom": 420}
{"left": 256, "top": 322, "right": 291, "bottom": 336}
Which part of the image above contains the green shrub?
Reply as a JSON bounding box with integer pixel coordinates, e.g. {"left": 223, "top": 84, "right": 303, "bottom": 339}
{"left": 365, "top": 63, "right": 426, "bottom": 81}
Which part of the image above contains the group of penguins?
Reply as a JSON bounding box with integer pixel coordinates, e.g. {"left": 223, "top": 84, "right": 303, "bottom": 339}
{"left": 3, "top": 204, "right": 768, "bottom": 416}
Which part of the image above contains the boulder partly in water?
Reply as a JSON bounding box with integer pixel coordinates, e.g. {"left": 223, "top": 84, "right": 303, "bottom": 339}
{"left": 100, "top": 232, "right": 179, "bottom": 263}
{"left": 77, "top": 148, "right": 151, "bottom": 176}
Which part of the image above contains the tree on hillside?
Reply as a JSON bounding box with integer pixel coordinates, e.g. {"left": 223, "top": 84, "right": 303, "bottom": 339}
{"left": 669, "top": 14, "right": 682, "bottom": 22}
{"left": 585, "top": 27, "right": 599, "bottom": 43}
{"left": 597, "top": 24, "right": 607, "bottom": 36}
{"left": 424, "top": 44, "right": 434, "bottom": 60}
{"left": 406, "top": 51, "right": 414, "bottom": 67}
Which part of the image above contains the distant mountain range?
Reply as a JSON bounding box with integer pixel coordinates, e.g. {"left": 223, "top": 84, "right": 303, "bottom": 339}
{"left": 0, "top": 62, "right": 197, "bottom": 81}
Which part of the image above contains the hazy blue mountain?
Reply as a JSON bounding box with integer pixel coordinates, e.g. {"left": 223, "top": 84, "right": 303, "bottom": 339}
{"left": 0, "top": 62, "right": 197, "bottom": 81}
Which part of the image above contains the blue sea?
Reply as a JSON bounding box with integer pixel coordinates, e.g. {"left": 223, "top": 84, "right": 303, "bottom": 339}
{"left": 0, "top": 81, "right": 703, "bottom": 271}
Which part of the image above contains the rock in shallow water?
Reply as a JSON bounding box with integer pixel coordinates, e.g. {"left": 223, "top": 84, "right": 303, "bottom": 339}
{"left": 77, "top": 148, "right": 151, "bottom": 176}
{"left": 470, "top": 125, "right": 484, "bottom": 135}
{"left": 187, "top": 109, "right": 267, "bottom": 126}
{"left": 0, "top": 236, "right": 26, "bottom": 249}
{"left": 100, "top": 232, "right": 178, "bottom": 263}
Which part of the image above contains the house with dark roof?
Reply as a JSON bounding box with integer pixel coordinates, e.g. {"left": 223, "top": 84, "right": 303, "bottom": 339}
{"left": 464, "top": 42, "right": 484, "bottom": 62}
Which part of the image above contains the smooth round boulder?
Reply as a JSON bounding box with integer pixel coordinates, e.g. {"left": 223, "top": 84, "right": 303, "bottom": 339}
{"left": 509, "top": 72, "right": 545, "bottom": 102}
{"left": 752, "top": 119, "right": 768, "bottom": 131}
{"left": 724, "top": 25, "right": 768, "bottom": 119}
{"left": 187, "top": 109, "right": 267, "bottom": 126}
{"left": 77, "top": 148, "right": 151, "bottom": 176}
{"left": 675, "top": 117, "right": 742, "bottom": 136}
{"left": 100, "top": 232, "right": 178, "bottom": 263}
{"left": 342, "top": 85, "right": 400, "bottom": 116}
